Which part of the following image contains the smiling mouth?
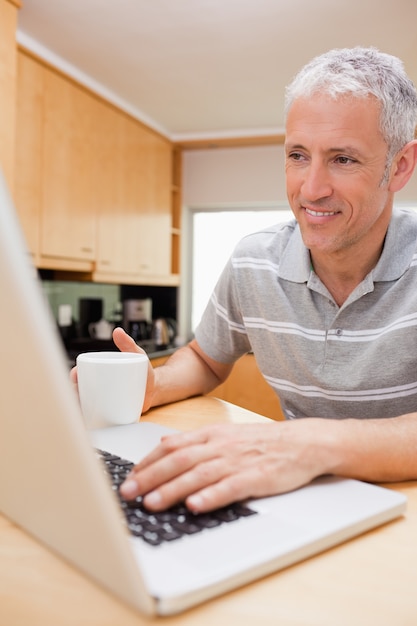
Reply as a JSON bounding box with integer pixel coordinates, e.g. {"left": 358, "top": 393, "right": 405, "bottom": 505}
{"left": 305, "top": 208, "right": 338, "bottom": 217}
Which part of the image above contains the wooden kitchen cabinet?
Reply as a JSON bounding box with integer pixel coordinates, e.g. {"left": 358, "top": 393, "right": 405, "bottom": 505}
{"left": 171, "top": 149, "right": 182, "bottom": 275}
{"left": 41, "top": 67, "right": 97, "bottom": 264}
{"left": 93, "top": 104, "right": 173, "bottom": 284}
{"left": 138, "top": 131, "right": 172, "bottom": 279}
{"left": 14, "top": 51, "right": 43, "bottom": 262}
{"left": 0, "top": 0, "right": 19, "bottom": 192}
{"left": 150, "top": 355, "right": 170, "bottom": 368}
{"left": 208, "top": 354, "right": 285, "bottom": 421}
{"left": 14, "top": 52, "right": 96, "bottom": 270}
{"left": 14, "top": 49, "right": 178, "bottom": 283}
{"left": 93, "top": 105, "right": 141, "bottom": 276}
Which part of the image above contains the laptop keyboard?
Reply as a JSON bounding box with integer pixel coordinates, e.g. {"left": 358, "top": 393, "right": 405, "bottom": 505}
{"left": 96, "top": 449, "right": 257, "bottom": 546}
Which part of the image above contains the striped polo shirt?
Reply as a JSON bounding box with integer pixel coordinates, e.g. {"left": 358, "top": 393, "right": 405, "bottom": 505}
{"left": 195, "top": 207, "right": 417, "bottom": 420}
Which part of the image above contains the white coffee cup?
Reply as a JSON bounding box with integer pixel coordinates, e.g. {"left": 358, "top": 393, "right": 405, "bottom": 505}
{"left": 76, "top": 352, "right": 148, "bottom": 429}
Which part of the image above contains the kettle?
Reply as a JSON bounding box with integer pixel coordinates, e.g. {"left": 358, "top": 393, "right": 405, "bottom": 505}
{"left": 88, "top": 319, "right": 114, "bottom": 340}
{"left": 151, "top": 318, "right": 177, "bottom": 349}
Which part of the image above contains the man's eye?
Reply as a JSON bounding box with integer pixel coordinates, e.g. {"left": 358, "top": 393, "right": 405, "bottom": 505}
{"left": 335, "top": 156, "right": 355, "bottom": 164}
{"left": 288, "top": 152, "right": 304, "bottom": 161}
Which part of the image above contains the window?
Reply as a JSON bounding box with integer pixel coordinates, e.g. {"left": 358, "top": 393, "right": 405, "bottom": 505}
{"left": 180, "top": 203, "right": 417, "bottom": 341}
{"left": 189, "top": 207, "right": 293, "bottom": 332}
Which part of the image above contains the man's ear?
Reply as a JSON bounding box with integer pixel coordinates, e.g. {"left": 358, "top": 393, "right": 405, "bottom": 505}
{"left": 388, "top": 139, "right": 417, "bottom": 192}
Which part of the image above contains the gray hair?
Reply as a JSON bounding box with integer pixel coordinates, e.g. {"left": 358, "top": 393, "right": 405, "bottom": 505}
{"left": 285, "top": 47, "right": 417, "bottom": 170}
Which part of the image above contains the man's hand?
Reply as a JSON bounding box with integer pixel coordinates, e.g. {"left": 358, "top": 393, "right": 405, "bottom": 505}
{"left": 120, "top": 420, "right": 331, "bottom": 513}
{"left": 70, "top": 327, "right": 156, "bottom": 412}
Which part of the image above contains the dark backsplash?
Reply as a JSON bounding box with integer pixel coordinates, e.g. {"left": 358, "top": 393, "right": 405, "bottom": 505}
{"left": 120, "top": 284, "right": 177, "bottom": 320}
{"left": 41, "top": 277, "right": 179, "bottom": 366}
{"left": 41, "top": 277, "right": 178, "bottom": 325}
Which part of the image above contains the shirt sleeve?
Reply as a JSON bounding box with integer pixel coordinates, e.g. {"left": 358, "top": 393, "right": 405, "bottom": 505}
{"left": 194, "top": 256, "right": 252, "bottom": 364}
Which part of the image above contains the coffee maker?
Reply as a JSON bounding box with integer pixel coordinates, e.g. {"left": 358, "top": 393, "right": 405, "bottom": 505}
{"left": 122, "top": 299, "right": 152, "bottom": 342}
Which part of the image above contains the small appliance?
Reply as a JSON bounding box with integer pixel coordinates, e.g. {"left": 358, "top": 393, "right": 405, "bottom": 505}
{"left": 122, "top": 299, "right": 152, "bottom": 342}
{"left": 151, "top": 318, "right": 177, "bottom": 349}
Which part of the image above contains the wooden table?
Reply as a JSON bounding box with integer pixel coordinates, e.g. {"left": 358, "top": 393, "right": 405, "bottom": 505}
{"left": 1, "top": 396, "right": 416, "bottom": 625}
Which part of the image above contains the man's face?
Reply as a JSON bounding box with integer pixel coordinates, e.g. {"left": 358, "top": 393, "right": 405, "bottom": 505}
{"left": 285, "top": 94, "right": 393, "bottom": 258}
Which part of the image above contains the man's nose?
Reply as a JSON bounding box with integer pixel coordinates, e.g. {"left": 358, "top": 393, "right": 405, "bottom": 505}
{"left": 301, "top": 162, "right": 333, "bottom": 201}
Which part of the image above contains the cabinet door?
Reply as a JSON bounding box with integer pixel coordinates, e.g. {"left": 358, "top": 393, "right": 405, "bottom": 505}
{"left": 41, "top": 68, "right": 96, "bottom": 262}
{"left": 14, "top": 52, "right": 44, "bottom": 260}
{"left": 95, "top": 105, "right": 172, "bottom": 279}
{"left": 0, "top": 0, "right": 18, "bottom": 191}
{"left": 136, "top": 132, "right": 172, "bottom": 277}
{"left": 95, "top": 107, "right": 143, "bottom": 275}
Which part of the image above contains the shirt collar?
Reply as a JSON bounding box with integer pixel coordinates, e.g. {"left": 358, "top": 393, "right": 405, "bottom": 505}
{"left": 278, "top": 222, "right": 311, "bottom": 283}
{"left": 278, "top": 209, "right": 417, "bottom": 284}
{"left": 372, "top": 208, "right": 417, "bottom": 281}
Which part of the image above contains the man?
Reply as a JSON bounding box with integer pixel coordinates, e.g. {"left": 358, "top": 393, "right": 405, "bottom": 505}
{"left": 76, "top": 47, "right": 417, "bottom": 514}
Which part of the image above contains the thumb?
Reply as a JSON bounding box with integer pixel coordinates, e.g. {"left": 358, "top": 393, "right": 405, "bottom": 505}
{"left": 112, "top": 327, "right": 155, "bottom": 412}
{"left": 112, "top": 327, "right": 146, "bottom": 354}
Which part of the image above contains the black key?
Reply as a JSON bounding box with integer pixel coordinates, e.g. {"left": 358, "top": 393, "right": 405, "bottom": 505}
{"left": 171, "top": 517, "right": 201, "bottom": 535}
{"left": 111, "top": 458, "right": 134, "bottom": 467}
{"left": 230, "top": 503, "right": 258, "bottom": 518}
{"left": 142, "top": 530, "right": 162, "bottom": 546}
{"left": 213, "top": 508, "right": 240, "bottom": 523}
{"left": 192, "top": 514, "right": 222, "bottom": 529}
{"left": 160, "top": 530, "right": 182, "bottom": 542}
{"left": 96, "top": 448, "right": 258, "bottom": 547}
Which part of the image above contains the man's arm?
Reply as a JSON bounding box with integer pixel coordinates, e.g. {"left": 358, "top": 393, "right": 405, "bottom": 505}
{"left": 327, "top": 413, "right": 417, "bottom": 482}
{"left": 120, "top": 412, "right": 417, "bottom": 513}
{"left": 106, "top": 327, "right": 233, "bottom": 411}
{"left": 144, "top": 337, "right": 234, "bottom": 411}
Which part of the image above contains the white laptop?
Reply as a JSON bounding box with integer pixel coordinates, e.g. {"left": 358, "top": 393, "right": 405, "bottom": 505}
{"left": 0, "top": 170, "right": 406, "bottom": 616}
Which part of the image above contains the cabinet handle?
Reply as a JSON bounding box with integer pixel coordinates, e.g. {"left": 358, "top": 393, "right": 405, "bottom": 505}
{"left": 80, "top": 247, "right": 93, "bottom": 253}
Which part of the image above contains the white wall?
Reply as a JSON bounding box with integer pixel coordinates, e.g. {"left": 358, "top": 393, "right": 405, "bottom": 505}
{"left": 183, "top": 144, "right": 417, "bottom": 207}
{"left": 183, "top": 145, "right": 287, "bottom": 207}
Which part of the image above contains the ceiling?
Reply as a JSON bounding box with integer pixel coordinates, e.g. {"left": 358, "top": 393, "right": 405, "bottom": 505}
{"left": 17, "top": 0, "right": 417, "bottom": 142}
